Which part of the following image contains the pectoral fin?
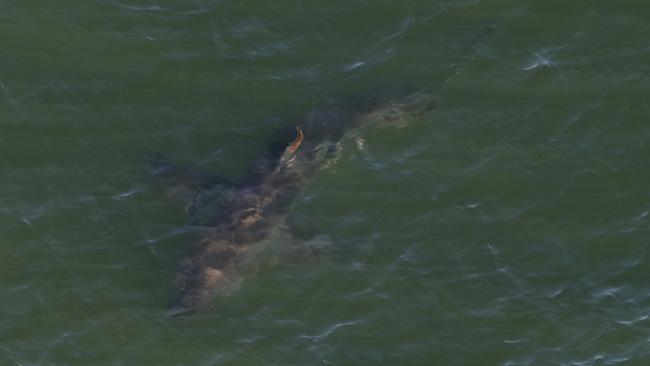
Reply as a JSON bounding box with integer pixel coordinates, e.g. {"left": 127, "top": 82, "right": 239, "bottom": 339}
{"left": 149, "top": 153, "right": 231, "bottom": 191}
{"left": 260, "top": 221, "right": 336, "bottom": 265}
{"left": 148, "top": 153, "right": 233, "bottom": 215}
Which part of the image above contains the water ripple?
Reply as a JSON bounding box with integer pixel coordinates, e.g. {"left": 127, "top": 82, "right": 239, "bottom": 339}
{"left": 299, "top": 319, "right": 362, "bottom": 342}
{"left": 114, "top": 2, "right": 172, "bottom": 12}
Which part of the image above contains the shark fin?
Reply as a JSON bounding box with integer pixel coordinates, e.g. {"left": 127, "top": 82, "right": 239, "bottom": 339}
{"left": 148, "top": 153, "right": 233, "bottom": 215}
{"left": 258, "top": 222, "right": 336, "bottom": 266}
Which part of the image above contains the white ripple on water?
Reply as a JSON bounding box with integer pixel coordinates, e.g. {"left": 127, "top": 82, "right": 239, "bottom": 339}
{"left": 618, "top": 210, "right": 650, "bottom": 233}
{"left": 343, "top": 61, "right": 366, "bottom": 71}
{"left": 570, "top": 354, "right": 633, "bottom": 366}
{"left": 111, "top": 185, "right": 144, "bottom": 200}
{"left": 503, "top": 338, "right": 529, "bottom": 344}
{"left": 339, "top": 50, "right": 392, "bottom": 74}
{"left": 615, "top": 315, "right": 648, "bottom": 326}
{"left": 299, "top": 319, "right": 361, "bottom": 342}
{"left": 503, "top": 358, "right": 534, "bottom": 366}
{"left": 570, "top": 356, "right": 603, "bottom": 366}
{"left": 459, "top": 202, "right": 481, "bottom": 209}
{"left": 18, "top": 212, "right": 33, "bottom": 226}
{"left": 544, "top": 283, "right": 568, "bottom": 299}
{"left": 339, "top": 17, "right": 412, "bottom": 74}
{"left": 137, "top": 27, "right": 185, "bottom": 42}
{"left": 140, "top": 225, "right": 203, "bottom": 246}
{"left": 460, "top": 153, "right": 497, "bottom": 175}
{"left": 633, "top": 211, "right": 648, "bottom": 222}
{"left": 521, "top": 45, "right": 566, "bottom": 72}
{"left": 264, "top": 65, "right": 323, "bottom": 81}
{"left": 211, "top": 19, "right": 304, "bottom": 61}
{"left": 114, "top": 3, "right": 171, "bottom": 12}
{"left": 522, "top": 52, "right": 556, "bottom": 71}
{"left": 521, "top": 47, "right": 569, "bottom": 89}
{"left": 0, "top": 345, "right": 25, "bottom": 366}
{"left": 182, "top": 0, "right": 224, "bottom": 15}
{"left": 13, "top": 204, "right": 49, "bottom": 226}
{"left": 591, "top": 285, "right": 626, "bottom": 300}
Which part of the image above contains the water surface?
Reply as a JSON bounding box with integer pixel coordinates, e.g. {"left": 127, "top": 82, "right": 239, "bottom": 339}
{"left": 2, "top": 1, "right": 650, "bottom": 365}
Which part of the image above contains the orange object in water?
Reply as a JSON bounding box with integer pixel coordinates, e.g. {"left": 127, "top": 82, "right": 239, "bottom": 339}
{"left": 286, "top": 127, "right": 304, "bottom": 154}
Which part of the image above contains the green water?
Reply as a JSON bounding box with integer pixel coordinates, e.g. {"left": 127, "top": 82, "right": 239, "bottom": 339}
{"left": 2, "top": 1, "right": 650, "bottom": 365}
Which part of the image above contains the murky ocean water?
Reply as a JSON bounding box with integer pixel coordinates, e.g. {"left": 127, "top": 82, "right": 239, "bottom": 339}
{"left": 2, "top": 1, "right": 650, "bottom": 365}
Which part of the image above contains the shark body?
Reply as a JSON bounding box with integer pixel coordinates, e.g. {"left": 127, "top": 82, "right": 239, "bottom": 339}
{"left": 160, "top": 90, "right": 436, "bottom": 316}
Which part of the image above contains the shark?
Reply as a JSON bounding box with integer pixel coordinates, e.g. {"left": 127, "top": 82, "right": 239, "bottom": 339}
{"left": 154, "top": 88, "right": 437, "bottom": 316}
